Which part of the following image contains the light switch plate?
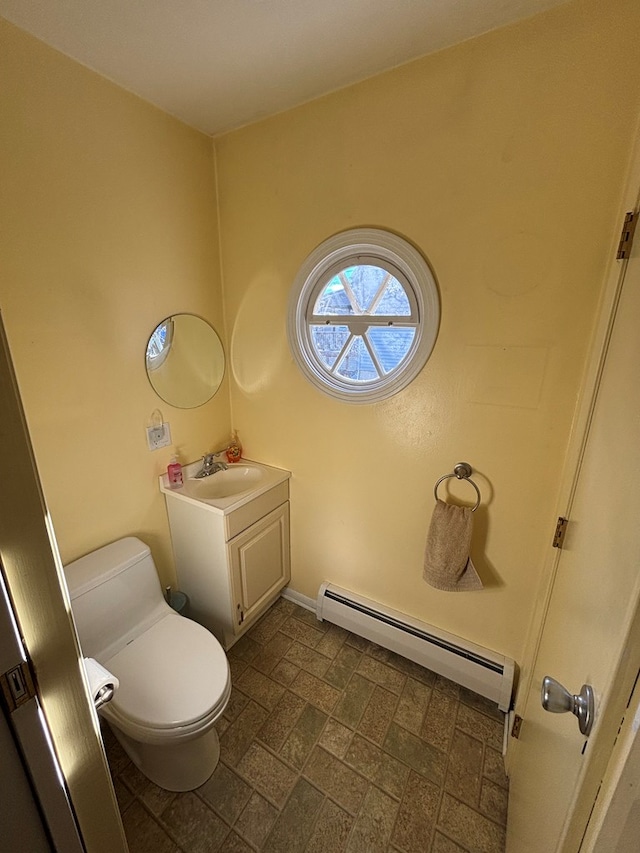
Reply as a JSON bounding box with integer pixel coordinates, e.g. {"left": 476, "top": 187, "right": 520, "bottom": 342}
{"left": 146, "top": 422, "right": 171, "bottom": 450}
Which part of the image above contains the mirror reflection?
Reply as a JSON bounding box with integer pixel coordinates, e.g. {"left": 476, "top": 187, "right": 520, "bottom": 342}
{"left": 145, "top": 314, "right": 225, "bottom": 408}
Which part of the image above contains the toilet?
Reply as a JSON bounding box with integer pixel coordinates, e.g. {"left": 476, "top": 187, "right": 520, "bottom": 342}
{"left": 64, "top": 536, "right": 231, "bottom": 792}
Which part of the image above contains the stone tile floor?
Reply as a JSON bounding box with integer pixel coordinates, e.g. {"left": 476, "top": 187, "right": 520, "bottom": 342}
{"left": 104, "top": 597, "right": 508, "bottom": 852}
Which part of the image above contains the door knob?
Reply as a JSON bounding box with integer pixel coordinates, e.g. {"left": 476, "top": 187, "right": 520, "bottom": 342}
{"left": 541, "top": 676, "right": 595, "bottom": 736}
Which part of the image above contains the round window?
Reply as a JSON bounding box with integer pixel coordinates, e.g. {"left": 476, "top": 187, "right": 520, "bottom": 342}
{"left": 287, "top": 229, "right": 440, "bottom": 403}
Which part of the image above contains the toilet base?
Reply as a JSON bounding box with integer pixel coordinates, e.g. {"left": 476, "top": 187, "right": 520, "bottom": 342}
{"left": 108, "top": 721, "right": 221, "bottom": 792}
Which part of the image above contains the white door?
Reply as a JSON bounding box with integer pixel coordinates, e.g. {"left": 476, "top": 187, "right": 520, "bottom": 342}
{"left": 506, "top": 192, "right": 640, "bottom": 851}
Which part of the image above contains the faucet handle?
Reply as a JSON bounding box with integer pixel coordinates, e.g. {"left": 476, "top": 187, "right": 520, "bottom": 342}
{"left": 203, "top": 449, "right": 228, "bottom": 465}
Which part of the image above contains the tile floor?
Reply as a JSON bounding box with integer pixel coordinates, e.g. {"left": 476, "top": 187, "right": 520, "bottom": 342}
{"left": 104, "top": 597, "right": 508, "bottom": 852}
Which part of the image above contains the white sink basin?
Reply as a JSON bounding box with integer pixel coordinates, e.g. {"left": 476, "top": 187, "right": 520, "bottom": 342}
{"left": 159, "top": 458, "right": 290, "bottom": 514}
{"left": 183, "top": 465, "right": 263, "bottom": 499}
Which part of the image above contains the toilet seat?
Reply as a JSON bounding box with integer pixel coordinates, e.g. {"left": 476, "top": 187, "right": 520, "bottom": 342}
{"left": 101, "top": 613, "right": 230, "bottom": 743}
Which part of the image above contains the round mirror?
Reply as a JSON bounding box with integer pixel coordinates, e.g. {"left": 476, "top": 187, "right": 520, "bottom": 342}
{"left": 145, "top": 314, "right": 225, "bottom": 408}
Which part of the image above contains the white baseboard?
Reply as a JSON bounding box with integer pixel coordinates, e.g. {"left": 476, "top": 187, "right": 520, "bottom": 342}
{"left": 281, "top": 586, "right": 316, "bottom": 612}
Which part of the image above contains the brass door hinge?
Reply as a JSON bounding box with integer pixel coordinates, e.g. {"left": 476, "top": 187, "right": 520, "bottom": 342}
{"left": 553, "top": 517, "right": 568, "bottom": 549}
{"left": 616, "top": 211, "right": 637, "bottom": 260}
{"left": 0, "top": 661, "right": 37, "bottom": 713}
{"left": 511, "top": 714, "right": 523, "bottom": 739}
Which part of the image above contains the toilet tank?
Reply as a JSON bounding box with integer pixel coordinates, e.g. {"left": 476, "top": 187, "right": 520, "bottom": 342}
{"left": 64, "top": 537, "right": 169, "bottom": 661}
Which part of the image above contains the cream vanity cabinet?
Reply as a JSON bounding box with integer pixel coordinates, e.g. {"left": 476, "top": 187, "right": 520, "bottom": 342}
{"left": 161, "top": 460, "right": 290, "bottom": 649}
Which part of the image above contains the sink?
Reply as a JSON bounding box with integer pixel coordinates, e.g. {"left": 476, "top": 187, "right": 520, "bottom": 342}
{"left": 183, "top": 466, "right": 263, "bottom": 499}
{"left": 159, "top": 458, "right": 290, "bottom": 514}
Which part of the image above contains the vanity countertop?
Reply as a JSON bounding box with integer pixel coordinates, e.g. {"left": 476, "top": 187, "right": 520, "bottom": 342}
{"left": 159, "top": 458, "right": 290, "bottom": 516}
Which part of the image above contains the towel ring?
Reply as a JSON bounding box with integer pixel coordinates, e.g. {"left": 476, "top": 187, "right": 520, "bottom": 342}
{"left": 434, "top": 462, "right": 481, "bottom": 512}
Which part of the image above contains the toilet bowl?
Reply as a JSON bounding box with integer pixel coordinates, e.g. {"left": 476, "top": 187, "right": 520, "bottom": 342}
{"left": 64, "top": 536, "right": 231, "bottom": 792}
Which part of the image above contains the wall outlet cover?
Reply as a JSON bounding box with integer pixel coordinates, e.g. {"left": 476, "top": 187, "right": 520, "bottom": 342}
{"left": 146, "top": 422, "right": 171, "bottom": 450}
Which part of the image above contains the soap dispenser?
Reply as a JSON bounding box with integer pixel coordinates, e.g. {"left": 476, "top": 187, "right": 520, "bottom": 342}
{"left": 226, "top": 431, "right": 242, "bottom": 464}
{"left": 167, "top": 451, "right": 183, "bottom": 488}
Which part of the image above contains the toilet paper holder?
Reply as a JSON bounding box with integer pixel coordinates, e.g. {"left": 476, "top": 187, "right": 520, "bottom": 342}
{"left": 94, "top": 684, "right": 115, "bottom": 711}
{"left": 83, "top": 657, "right": 119, "bottom": 712}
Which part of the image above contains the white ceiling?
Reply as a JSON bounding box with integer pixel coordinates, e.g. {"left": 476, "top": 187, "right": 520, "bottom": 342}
{"left": 0, "top": 0, "right": 569, "bottom": 136}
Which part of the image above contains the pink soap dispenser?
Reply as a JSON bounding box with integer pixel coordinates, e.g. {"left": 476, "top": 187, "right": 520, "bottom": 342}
{"left": 167, "top": 451, "right": 183, "bottom": 489}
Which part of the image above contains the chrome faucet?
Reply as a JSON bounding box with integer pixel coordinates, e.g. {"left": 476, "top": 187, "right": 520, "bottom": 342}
{"left": 195, "top": 452, "right": 228, "bottom": 478}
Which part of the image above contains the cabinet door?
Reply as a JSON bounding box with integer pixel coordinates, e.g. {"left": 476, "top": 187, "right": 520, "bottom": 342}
{"left": 229, "top": 502, "right": 290, "bottom": 632}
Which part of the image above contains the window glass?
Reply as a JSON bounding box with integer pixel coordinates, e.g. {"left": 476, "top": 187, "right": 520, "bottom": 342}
{"left": 310, "top": 325, "right": 350, "bottom": 369}
{"left": 367, "top": 327, "right": 416, "bottom": 374}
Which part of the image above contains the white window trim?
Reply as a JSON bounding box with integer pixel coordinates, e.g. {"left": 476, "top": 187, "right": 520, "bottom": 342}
{"left": 287, "top": 228, "right": 440, "bottom": 404}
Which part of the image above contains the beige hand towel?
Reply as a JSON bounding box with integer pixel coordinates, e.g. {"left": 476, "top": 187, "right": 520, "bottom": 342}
{"left": 423, "top": 499, "right": 483, "bottom": 591}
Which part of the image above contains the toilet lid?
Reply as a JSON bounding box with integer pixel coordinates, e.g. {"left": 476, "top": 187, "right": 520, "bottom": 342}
{"left": 104, "top": 614, "right": 229, "bottom": 730}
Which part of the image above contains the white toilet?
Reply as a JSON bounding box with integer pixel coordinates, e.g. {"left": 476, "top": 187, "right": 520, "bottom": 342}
{"left": 64, "top": 536, "right": 231, "bottom": 792}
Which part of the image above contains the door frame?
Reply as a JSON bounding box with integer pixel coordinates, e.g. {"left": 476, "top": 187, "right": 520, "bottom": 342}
{"left": 508, "top": 122, "right": 640, "bottom": 850}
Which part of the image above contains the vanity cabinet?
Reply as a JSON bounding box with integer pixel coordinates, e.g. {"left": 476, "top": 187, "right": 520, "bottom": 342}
{"left": 162, "top": 463, "right": 290, "bottom": 649}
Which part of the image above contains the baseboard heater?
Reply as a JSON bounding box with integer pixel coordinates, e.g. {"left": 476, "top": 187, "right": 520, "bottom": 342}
{"left": 317, "top": 583, "right": 515, "bottom": 712}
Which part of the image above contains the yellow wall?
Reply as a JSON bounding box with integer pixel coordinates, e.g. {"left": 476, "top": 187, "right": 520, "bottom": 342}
{"left": 0, "top": 18, "right": 231, "bottom": 584}
{"left": 214, "top": 0, "right": 640, "bottom": 663}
